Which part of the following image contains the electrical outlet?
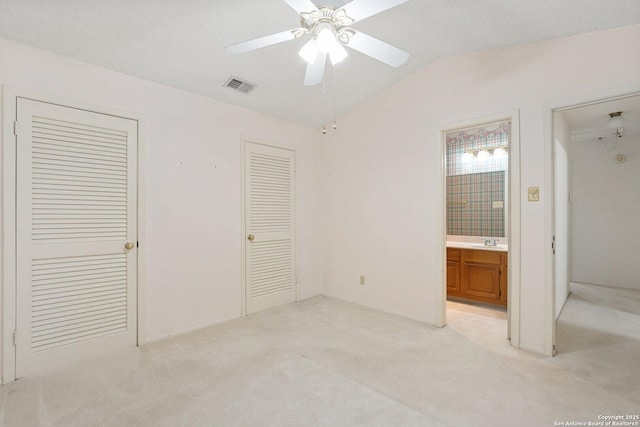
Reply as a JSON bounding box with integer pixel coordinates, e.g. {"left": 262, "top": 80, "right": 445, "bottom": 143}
{"left": 492, "top": 201, "right": 504, "bottom": 209}
{"left": 359, "top": 275, "right": 366, "bottom": 286}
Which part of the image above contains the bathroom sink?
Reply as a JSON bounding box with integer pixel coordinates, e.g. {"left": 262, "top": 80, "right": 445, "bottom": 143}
{"left": 446, "top": 242, "right": 508, "bottom": 251}
{"left": 471, "top": 244, "right": 508, "bottom": 250}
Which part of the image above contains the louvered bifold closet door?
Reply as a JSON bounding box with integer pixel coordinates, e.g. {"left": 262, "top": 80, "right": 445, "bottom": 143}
{"left": 15, "top": 98, "right": 138, "bottom": 377}
{"left": 245, "top": 142, "right": 296, "bottom": 314}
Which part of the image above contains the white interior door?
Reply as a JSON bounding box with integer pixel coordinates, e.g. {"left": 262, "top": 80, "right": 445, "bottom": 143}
{"left": 245, "top": 141, "right": 296, "bottom": 314}
{"left": 15, "top": 98, "right": 138, "bottom": 377}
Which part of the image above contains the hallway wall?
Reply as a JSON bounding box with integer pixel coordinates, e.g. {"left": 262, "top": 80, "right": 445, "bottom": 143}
{"left": 554, "top": 113, "right": 572, "bottom": 318}
{"left": 571, "top": 132, "right": 640, "bottom": 290}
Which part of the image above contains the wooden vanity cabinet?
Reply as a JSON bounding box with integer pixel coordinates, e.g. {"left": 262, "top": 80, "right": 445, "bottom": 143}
{"left": 446, "top": 248, "right": 462, "bottom": 296}
{"left": 446, "top": 247, "right": 507, "bottom": 307}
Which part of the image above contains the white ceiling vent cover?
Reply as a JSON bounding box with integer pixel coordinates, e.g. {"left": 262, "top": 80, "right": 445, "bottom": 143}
{"left": 224, "top": 77, "right": 255, "bottom": 94}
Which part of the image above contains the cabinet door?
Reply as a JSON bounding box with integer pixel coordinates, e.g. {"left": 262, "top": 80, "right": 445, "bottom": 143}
{"left": 447, "top": 261, "right": 461, "bottom": 296}
{"left": 462, "top": 262, "right": 501, "bottom": 302}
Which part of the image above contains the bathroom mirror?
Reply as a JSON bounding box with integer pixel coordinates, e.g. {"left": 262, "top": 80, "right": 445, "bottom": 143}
{"left": 447, "top": 171, "right": 505, "bottom": 237}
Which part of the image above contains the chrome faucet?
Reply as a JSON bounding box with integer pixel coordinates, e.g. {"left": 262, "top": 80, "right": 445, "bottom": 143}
{"left": 482, "top": 238, "right": 500, "bottom": 247}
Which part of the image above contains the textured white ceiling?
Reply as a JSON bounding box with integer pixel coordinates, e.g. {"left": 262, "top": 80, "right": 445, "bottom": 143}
{"left": 1, "top": 0, "right": 639, "bottom": 127}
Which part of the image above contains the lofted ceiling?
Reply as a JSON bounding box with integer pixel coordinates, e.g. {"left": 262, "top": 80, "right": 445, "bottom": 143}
{"left": 1, "top": 0, "right": 639, "bottom": 128}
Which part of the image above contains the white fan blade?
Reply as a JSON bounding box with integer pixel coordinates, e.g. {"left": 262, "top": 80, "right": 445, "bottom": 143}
{"left": 225, "top": 29, "right": 298, "bottom": 54}
{"left": 347, "top": 30, "right": 409, "bottom": 67}
{"left": 338, "top": 0, "right": 410, "bottom": 23}
{"left": 304, "top": 51, "right": 327, "bottom": 86}
{"left": 284, "top": 0, "right": 319, "bottom": 15}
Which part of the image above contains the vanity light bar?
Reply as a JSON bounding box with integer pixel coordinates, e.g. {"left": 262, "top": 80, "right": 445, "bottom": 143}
{"left": 463, "top": 145, "right": 509, "bottom": 159}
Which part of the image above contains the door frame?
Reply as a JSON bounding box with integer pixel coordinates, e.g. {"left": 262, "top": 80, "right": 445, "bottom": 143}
{"left": 240, "top": 136, "right": 297, "bottom": 316}
{"left": 1, "top": 86, "right": 146, "bottom": 383}
{"left": 437, "top": 109, "right": 521, "bottom": 349}
{"left": 544, "top": 84, "right": 640, "bottom": 357}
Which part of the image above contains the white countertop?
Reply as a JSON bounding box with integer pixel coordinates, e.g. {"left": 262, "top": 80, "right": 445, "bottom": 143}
{"left": 446, "top": 241, "right": 508, "bottom": 252}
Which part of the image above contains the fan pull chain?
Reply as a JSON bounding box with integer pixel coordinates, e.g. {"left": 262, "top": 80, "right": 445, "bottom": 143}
{"left": 333, "top": 64, "right": 338, "bottom": 130}
{"left": 322, "top": 66, "right": 327, "bottom": 135}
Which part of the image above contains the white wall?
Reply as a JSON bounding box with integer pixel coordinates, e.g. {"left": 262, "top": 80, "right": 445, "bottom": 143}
{"left": 0, "top": 38, "right": 322, "bottom": 351}
{"left": 553, "top": 113, "right": 571, "bottom": 319}
{"left": 571, "top": 132, "right": 640, "bottom": 290}
{"left": 320, "top": 24, "right": 640, "bottom": 353}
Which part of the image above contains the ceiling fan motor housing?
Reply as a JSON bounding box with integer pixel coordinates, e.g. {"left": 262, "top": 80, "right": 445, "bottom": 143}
{"left": 297, "top": 7, "right": 356, "bottom": 45}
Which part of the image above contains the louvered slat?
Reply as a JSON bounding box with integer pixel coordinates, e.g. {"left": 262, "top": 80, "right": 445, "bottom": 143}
{"left": 33, "top": 117, "right": 127, "bottom": 142}
{"left": 249, "top": 240, "right": 292, "bottom": 298}
{"left": 31, "top": 117, "right": 127, "bottom": 241}
{"left": 250, "top": 151, "right": 291, "bottom": 234}
{"left": 30, "top": 254, "right": 128, "bottom": 352}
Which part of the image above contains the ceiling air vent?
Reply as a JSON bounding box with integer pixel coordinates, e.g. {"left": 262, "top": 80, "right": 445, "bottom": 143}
{"left": 224, "top": 77, "right": 255, "bottom": 94}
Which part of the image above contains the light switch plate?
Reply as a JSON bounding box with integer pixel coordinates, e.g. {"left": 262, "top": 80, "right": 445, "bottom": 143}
{"left": 492, "top": 201, "right": 504, "bottom": 209}
{"left": 528, "top": 187, "right": 540, "bottom": 202}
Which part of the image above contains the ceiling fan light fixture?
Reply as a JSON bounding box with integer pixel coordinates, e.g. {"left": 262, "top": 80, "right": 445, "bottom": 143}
{"left": 316, "top": 24, "right": 336, "bottom": 53}
{"left": 328, "top": 42, "right": 348, "bottom": 65}
{"left": 608, "top": 111, "right": 624, "bottom": 130}
{"left": 298, "top": 39, "right": 319, "bottom": 64}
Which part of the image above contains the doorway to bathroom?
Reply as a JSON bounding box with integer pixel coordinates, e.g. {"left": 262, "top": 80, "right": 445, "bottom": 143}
{"left": 440, "top": 111, "right": 521, "bottom": 347}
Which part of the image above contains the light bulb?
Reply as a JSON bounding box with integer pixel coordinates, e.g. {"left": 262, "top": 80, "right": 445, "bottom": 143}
{"left": 493, "top": 147, "right": 507, "bottom": 158}
{"left": 298, "top": 39, "right": 318, "bottom": 64}
{"left": 477, "top": 149, "right": 489, "bottom": 159}
{"left": 328, "top": 42, "right": 348, "bottom": 65}
{"left": 608, "top": 112, "right": 624, "bottom": 129}
{"left": 316, "top": 25, "right": 335, "bottom": 53}
{"left": 462, "top": 151, "right": 474, "bottom": 162}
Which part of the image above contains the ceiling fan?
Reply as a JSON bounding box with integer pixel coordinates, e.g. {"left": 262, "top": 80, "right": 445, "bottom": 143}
{"left": 225, "top": 0, "right": 410, "bottom": 86}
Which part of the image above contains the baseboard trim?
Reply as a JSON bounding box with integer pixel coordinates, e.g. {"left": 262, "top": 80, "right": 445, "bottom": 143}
{"left": 570, "top": 281, "right": 640, "bottom": 293}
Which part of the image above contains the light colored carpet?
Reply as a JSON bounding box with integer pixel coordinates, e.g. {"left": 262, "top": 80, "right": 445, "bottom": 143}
{"left": 1, "top": 285, "right": 638, "bottom": 426}
{"left": 552, "top": 282, "right": 640, "bottom": 407}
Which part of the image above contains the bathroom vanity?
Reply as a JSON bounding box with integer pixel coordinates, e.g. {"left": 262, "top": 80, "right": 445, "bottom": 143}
{"left": 446, "top": 243, "right": 507, "bottom": 307}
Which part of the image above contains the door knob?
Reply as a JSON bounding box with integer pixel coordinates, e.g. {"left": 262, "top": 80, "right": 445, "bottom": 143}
{"left": 247, "top": 234, "right": 255, "bottom": 241}
{"left": 124, "top": 242, "right": 135, "bottom": 250}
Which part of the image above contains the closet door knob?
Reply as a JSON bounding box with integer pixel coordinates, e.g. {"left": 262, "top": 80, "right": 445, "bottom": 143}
{"left": 247, "top": 234, "right": 255, "bottom": 241}
{"left": 124, "top": 242, "right": 134, "bottom": 250}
